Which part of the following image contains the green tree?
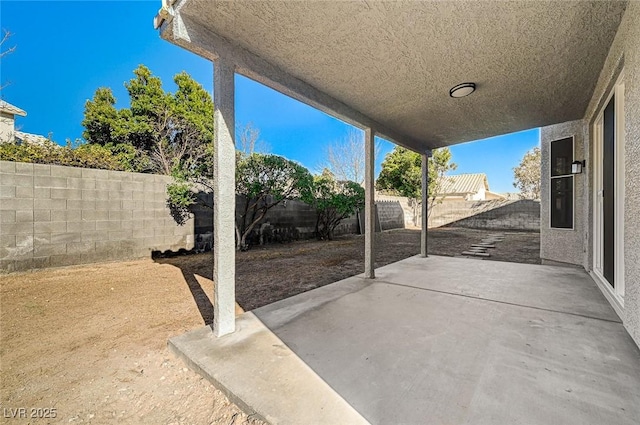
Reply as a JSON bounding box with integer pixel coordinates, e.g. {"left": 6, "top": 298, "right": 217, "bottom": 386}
{"left": 167, "top": 152, "right": 314, "bottom": 251}
{"left": 303, "top": 169, "right": 365, "bottom": 240}
{"left": 81, "top": 87, "right": 120, "bottom": 146}
{"left": 172, "top": 72, "right": 214, "bottom": 144}
{"left": 513, "top": 147, "right": 541, "bottom": 200}
{"left": 121, "top": 65, "right": 171, "bottom": 152}
{"left": 81, "top": 65, "right": 214, "bottom": 174}
{"left": 376, "top": 146, "right": 457, "bottom": 221}
{"left": 81, "top": 87, "right": 151, "bottom": 172}
{"left": 235, "top": 153, "right": 313, "bottom": 250}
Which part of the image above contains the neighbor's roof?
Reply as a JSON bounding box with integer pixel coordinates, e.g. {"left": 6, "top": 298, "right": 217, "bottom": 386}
{"left": 15, "top": 131, "right": 49, "bottom": 145}
{"left": 439, "top": 173, "right": 489, "bottom": 195}
{"left": 0, "top": 100, "right": 26, "bottom": 117}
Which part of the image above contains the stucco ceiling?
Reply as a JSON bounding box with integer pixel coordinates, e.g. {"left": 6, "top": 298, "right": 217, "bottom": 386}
{"left": 168, "top": 0, "right": 626, "bottom": 151}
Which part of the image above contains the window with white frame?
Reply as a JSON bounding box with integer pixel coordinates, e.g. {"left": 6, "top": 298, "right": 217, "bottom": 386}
{"left": 550, "top": 137, "right": 574, "bottom": 229}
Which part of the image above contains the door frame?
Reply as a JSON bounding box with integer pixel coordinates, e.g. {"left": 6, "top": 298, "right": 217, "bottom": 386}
{"left": 592, "top": 70, "right": 625, "bottom": 312}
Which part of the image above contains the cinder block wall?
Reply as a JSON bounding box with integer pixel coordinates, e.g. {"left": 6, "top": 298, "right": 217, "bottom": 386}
{"left": 258, "top": 198, "right": 319, "bottom": 238}
{"left": 443, "top": 200, "right": 541, "bottom": 231}
{"left": 0, "top": 161, "right": 194, "bottom": 273}
{"left": 376, "top": 193, "right": 419, "bottom": 227}
{"left": 430, "top": 199, "right": 518, "bottom": 228}
{"left": 263, "top": 199, "right": 360, "bottom": 237}
{"left": 376, "top": 201, "right": 405, "bottom": 231}
{"left": 376, "top": 193, "right": 540, "bottom": 231}
{"left": 0, "top": 161, "right": 367, "bottom": 273}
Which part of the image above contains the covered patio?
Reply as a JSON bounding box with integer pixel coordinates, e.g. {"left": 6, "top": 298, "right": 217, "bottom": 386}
{"left": 153, "top": 0, "right": 631, "bottom": 337}
{"left": 170, "top": 255, "right": 640, "bottom": 424}
{"left": 155, "top": 1, "right": 640, "bottom": 423}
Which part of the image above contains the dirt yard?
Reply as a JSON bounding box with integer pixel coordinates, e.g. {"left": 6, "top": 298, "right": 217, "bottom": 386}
{"left": 0, "top": 228, "right": 539, "bottom": 424}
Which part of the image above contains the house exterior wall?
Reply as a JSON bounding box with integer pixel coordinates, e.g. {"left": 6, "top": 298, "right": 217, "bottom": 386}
{"left": 621, "top": 2, "right": 640, "bottom": 349}
{"left": 540, "top": 119, "right": 588, "bottom": 267}
{"left": 540, "top": 2, "right": 640, "bottom": 347}
{"left": 470, "top": 186, "right": 486, "bottom": 201}
{"left": 0, "top": 112, "right": 15, "bottom": 143}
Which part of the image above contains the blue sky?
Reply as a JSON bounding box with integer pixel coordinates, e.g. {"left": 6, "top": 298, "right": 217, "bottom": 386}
{"left": 1, "top": 0, "right": 539, "bottom": 194}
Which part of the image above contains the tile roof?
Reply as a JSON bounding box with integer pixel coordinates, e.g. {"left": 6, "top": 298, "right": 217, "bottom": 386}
{"left": 15, "top": 131, "right": 50, "bottom": 145}
{"left": 0, "top": 100, "right": 27, "bottom": 117}
{"left": 439, "top": 173, "right": 489, "bottom": 195}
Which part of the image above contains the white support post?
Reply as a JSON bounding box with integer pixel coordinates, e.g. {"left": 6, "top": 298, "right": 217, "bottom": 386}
{"left": 420, "top": 151, "right": 431, "bottom": 258}
{"left": 364, "top": 128, "right": 376, "bottom": 278}
{"left": 213, "top": 60, "right": 236, "bottom": 337}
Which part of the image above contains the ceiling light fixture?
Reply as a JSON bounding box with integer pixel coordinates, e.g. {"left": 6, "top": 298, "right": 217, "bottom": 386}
{"left": 449, "top": 82, "right": 476, "bottom": 98}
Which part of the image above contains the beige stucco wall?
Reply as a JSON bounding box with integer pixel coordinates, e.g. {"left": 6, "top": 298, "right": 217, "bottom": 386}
{"left": 620, "top": 1, "right": 639, "bottom": 349}
{"left": 587, "top": 0, "right": 640, "bottom": 350}
{"left": 471, "top": 186, "right": 486, "bottom": 201}
{"left": 541, "top": 2, "right": 640, "bottom": 347}
{"left": 0, "top": 112, "right": 15, "bottom": 143}
{"left": 540, "top": 120, "right": 588, "bottom": 267}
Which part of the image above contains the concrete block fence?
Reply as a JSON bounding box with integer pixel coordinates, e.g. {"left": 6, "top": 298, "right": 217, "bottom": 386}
{"left": 376, "top": 192, "right": 540, "bottom": 231}
{"left": 0, "top": 161, "right": 399, "bottom": 273}
{"left": 0, "top": 161, "right": 194, "bottom": 273}
{"left": 376, "top": 201, "right": 405, "bottom": 231}
{"left": 189, "top": 193, "right": 360, "bottom": 241}
{"left": 442, "top": 199, "right": 540, "bottom": 231}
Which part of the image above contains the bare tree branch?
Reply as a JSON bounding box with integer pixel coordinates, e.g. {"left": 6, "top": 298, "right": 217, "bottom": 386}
{"left": 150, "top": 106, "right": 209, "bottom": 176}
{"left": 0, "top": 29, "right": 15, "bottom": 58}
{"left": 1, "top": 29, "right": 16, "bottom": 92}
{"left": 237, "top": 122, "right": 270, "bottom": 155}
{"left": 322, "top": 129, "right": 381, "bottom": 184}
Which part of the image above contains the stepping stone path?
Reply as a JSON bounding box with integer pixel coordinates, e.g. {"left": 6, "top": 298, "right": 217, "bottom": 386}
{"left": 461, "top": 233, "right": 505, "bottom": 259}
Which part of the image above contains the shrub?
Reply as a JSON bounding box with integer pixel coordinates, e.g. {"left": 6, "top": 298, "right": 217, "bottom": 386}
{"left": 0, "top": 140, "right": 135, "bottom": 171}
{"left": 302, "top": 170, "right": 364, "bottom": 240}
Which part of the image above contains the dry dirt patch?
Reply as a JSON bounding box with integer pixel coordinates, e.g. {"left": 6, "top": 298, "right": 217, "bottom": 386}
{"left": 1, "top": 261, "right": 260, "bottom": 424}
{"left": 1, "top": 228, "right": 539, "bottom": 424}
{"left": 158, "top": 228, "right": 538, "bottom": 311}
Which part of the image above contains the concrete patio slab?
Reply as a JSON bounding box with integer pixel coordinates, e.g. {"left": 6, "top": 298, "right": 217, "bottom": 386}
{"left": 373, "top": 256, "right": 620, "bottom": 322}
{"left": 170, "top": 256, "right": 640, "bottom": 425}
{"left": 169, "top": 313, "right": 369, "bottom": 425}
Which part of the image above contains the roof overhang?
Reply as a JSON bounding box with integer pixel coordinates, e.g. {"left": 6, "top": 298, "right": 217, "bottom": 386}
{"left": 0, "top": 101, "right": 27, "bottom": 117}
{"left": 156, "top": 0, "right": 627, "bottom": 153}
